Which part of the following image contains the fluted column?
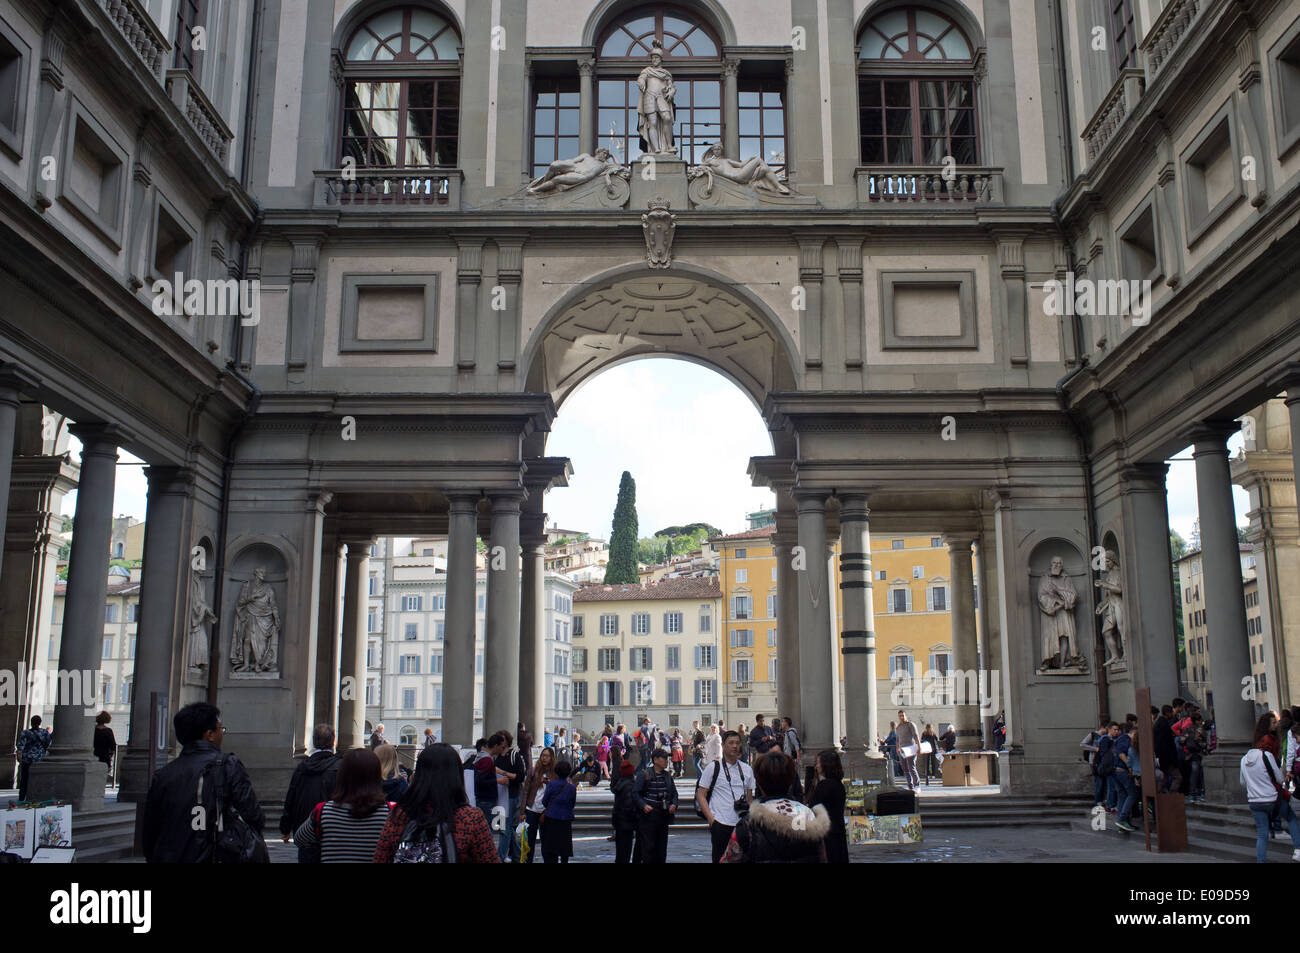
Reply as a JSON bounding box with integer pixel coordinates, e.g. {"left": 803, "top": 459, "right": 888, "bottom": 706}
{"left": 118, "top": 466, "right": 193, "bottom": 801}
{"left": 1192, "top": 425, "right": 1254, "bottom": 744}
{"left": 946, "top": 534, "right": 980, "bottom": 751}
{"left": 773, "top": 510, "right": 800, "bottom": 723}
{"left": 519, "top": 530, "right": 546, "bottom": 742}
{"left": 838, "top": 494, "right": 876, "bottom": 753}
{"left": 794, "top": 489, "right": 832, "bottom": 749}
{"left": 336, "top": 538, "right": 372, "bottom": 751}
{"left": 484, "top": 492, "right": 522, "bottom": 736}
{"left": 442, "top": 492, "right": 480, "bottom": 745}
{"left": 30, "top": 423, "right": 121, "bottom": 809}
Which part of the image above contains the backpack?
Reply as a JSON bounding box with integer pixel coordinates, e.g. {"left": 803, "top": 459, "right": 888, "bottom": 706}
{"left": 695, "top": 761, "right": 724, "bottom": 819}
{"left": 1097, "top": 746, "right": 1116, "bottom": 777}
{"left": 392, "top": 816, "right": 457, "bottom": 864}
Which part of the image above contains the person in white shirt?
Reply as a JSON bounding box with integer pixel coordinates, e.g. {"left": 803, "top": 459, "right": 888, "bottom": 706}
{"left": 696, "top": 730, "right": 755, "bottom": 863}
{"left": 1241, "top": 742, "right": 1300, "bottom": 863}
{"left": 702, "top": 724, "right": 723, "bottom": 764}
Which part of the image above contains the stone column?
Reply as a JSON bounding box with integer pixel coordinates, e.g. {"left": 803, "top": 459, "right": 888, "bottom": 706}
{"left": 0, "top": 368, "right": 28, "bottom": 590}
{"left": 118, "top": 466, "right": 192, "bottom": 801}
{"left": 1118, "top": 463, "right": 1180, "bottom": 702}
{"left": 442, "top": 492, "right": 480, "bottom": 745}
{"left": 578, "top": 58, "right": 595, "bottom": 155}
{"left": 794, "top": 489, "right": 832, "bottom": 750}
{"left": 773, "top": 510, "right": 800, "bottom": 723}
{"left": 723, "top": 58, "right": 740, "bottom": 160}
{"left": 483, "top": 493, "right": 522, "bottom": 736}
{"left": 336, "top": 538, "right": 372, "bottom": 752}
{"left": 313, "top": 533, "right": 343, "bottom": 734}
{"left": 837, "top": 493, "right": 876, "bottom": 754}
{"left": 1192, "top": 425, "right": 1254, "bottom": 744}
{"left": 29, "top": 423, "right": 121, "bottom": 809}
{"left": 946, "top": 534, "right": 981, "bottom": 751}
{"left": 519, "top": 528, "right": 546, "bottom": 742}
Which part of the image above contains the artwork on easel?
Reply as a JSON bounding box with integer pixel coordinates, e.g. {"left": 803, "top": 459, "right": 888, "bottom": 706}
{"left": 2, "top": 807, "right": 35, "bottom": 859}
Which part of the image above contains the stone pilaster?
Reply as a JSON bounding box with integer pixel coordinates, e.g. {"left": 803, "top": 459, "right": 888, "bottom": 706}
{"left": 945, "top": 533, "right": 980, "bottom": 751}
{"left": 483, "top": 492, "right": 522, "bottom": 736}
{"left": 442, "top": 492, "right": 480, "bottom": 745}
{"left": 336, "top": 537, "right": 373, "bottom": 752}
{"left": 794, "top": 488, "right": 832, "bottom": 749}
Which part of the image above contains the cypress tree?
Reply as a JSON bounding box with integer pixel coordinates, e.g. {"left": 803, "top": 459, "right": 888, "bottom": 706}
{"left": 604, "top": 471, "right": 640, "bottom": 584}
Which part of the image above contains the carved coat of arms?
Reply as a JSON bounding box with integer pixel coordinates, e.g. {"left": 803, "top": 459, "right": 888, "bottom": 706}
{"left": 642, "top": 197, "right": 676, "bottom": 269}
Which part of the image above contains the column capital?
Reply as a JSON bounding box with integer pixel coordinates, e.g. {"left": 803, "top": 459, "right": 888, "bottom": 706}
{"left": 342, "top": 535, "right": 375, "bottom": 554}
{"left": 67, "top": 421, "right": 132, "bottom": 451}
{"left": 143, "top": 464, "right": 196, "bottom": 494}
{"left": 0, "top": 363, "right": 40, "bottom": 401}
{"left": 578, "top": 56, "right": 596, "bottom": 76}
{"left": 944, "top": 533, "right": 978, "bottom": 552}
{"left": 837, "top": 492, "right": 870, "bottom": 519}
{"left": 489, "top": 489, "right": 527, "bottom": 513}
{"left": 1188, "top": 419, "right": 1239, "bottom": 450}
{"left": 792, "top": 487, "right": 829, "bottom": 511}
{"left": 445, "top": 490, "right": 482, "bottom": 515}
{"left": 1118, "top": 462, "right": 1169, "bottom": 494}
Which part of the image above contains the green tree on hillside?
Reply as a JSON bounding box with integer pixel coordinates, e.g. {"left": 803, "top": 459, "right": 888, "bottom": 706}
{"left": 604, "top": 471, "right": 640, "bottom": 584}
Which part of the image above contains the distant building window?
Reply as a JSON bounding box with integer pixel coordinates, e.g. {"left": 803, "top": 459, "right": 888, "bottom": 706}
{"left": 632, "top": 612, "right": 651, "bottom": 635}
{"left": 664, "top": 612, "right": 683, "bottom": 634}
{"left": 598, "top": 648, "right": 620, "bottom": 671}
{"left": 399, "top": 654, "right": 419, "bottom": 674}
{"left": 878, "top": 570, "right": 887, "bottom": 580}
{"left": 931, "top": 537, "right": 942, "bottom": 547}
{"left": 768, "top": 628, "right": 776, "bottom": 647}
{"left": 402, "top": 688, "right": 416, "bottom": 710}
{"left": 667, "top": 679, "right": 681, "bottom": 705}
{"left": 401, "top": 595, "right": 422, "bottom": 611}
{"left": 128, "top": 635, "right": 137, "bottom": 659}
{"left": 405, "top": 622, "right": 418, "bottom": 640}
{"left": 105, "top": 604, "right": 118, "bottom": 623}
{"left": 892, "top": 540, "right": 904, "bottom": 550}
{"left": 735, "top": 549, "right": 747, "bottom": 559}
{"left": 630, "top": 647, "right": 652, "bottom": 671}
{"left": 666, "top": 645, "right": 680, "bottom": 670}
{"left": 766, "top": 595, "right": 776, "bottom": 618}
{"left": 435, "top": 620, "right": 445, "bottom": 640}
{"left": 695, "top": 645, "right": 714, "bottom": 669}
{"left": 430, "top": 652, "right": 443, "bottom": 674}
{"left": 930, "top": 586, "right": 947, "bottom": 611}
{"left": 574, "top": 615, "right": 585, "bottom": 637}
{"left": 695, "top": 679, "right": 715, "bottom": 705}
{"left": 731, "top": 596, "right": 752, "bottom": 620}
{"left": 890, "top": 653, "right": 913, "bottom": 678}
{"left": 600, "top": 614, "right": 619, "bottom": 635}
{"left": 890, "top": 588, "right": 911, "bottom": 613}
{"left": 732, "top": 659, "right": 752, "bottom": 683}
{"left": 573, "top": 647, "right": 587, "bottom": 672}
{"left": 735, "top": 568, "right": 748, "bottom": 584}
{"left": 128, "top": 604, "right": 139, "bottom": 623}
{"left": 102, "top": 636, "right": 113, "bottom": 659}
{"left": 699, "top": 612, "right": 711, "bottom": 633}
{"left": 730, "top": 629, "right": 754, "bottom": 648}
{"left": 573, "top": 681, "right": 587, "bottom": 707}
{"left": 913, "top": 566, "right": 924, "bottom": 579}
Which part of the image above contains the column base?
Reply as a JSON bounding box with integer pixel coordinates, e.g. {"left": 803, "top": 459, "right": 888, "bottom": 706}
{"left": 115, "top": 748, "right": 153, "bottom": 803}
{"left": 26, "top": 754, "right": 108, "bottom": 811}
{"left": 1201, "top": 743, "right": 1249, "bottom": 804}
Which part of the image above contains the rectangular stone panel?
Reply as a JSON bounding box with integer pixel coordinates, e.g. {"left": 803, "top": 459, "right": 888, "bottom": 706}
{"left": 880, "top": 270, "right": 977, "bottom": 349}
{"left": 340, "top": 273, "right": 439, "bottom": 352}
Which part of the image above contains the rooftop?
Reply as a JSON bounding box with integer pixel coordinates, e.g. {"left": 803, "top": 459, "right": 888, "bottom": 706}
{"left": 574, "top": 577, "right": 722, "bottom": 602}
{"left": 710, "top": 526, "right": 777, "bottom": 543}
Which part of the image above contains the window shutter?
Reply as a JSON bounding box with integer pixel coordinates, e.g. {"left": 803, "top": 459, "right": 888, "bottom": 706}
{"left": 646, "top": 648, "right": 652, "bottom": 670}
{"left": 694, "top": 645, "right": 700, "bottom": 668}
{"left": 615, "top": 649, "right": 621, "bottom": 671}
{"left": 926, "top": 587, "right": 933, "bottom": 612}
{"left": 694, "top": 680, "right": 701, "bottom": 705}
{"left": 906, "top": 589, "right": 913, "bottom": 612}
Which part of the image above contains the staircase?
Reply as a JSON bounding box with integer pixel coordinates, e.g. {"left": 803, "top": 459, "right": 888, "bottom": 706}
{"left": 73, "top": 802, "right": 138, "bottom": 862}
{"left": 1179, "top": 800, "right": 1300, "bottom": 862}
{"left": 918, "top": 793, "right": 1090, "bottom": 828}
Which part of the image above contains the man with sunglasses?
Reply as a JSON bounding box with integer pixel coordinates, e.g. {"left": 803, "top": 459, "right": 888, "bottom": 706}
{"left": 142, "top": 702, "right": 264, "bottom": 863}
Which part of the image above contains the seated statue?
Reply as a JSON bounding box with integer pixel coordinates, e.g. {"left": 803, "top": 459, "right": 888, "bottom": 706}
{"left": 527, "top": 147, "right": 627, "bottom": 194}
{"left": 690, "top": 142, "right": 791, "bottom": 194}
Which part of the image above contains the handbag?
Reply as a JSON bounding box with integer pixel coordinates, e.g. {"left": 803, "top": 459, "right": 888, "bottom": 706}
{"left": 1263, "top": 753, "right": 1290, "bottom": 821}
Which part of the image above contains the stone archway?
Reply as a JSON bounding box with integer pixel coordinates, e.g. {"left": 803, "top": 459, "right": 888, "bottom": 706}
{"left": 522, "top": 264, "right": 800, "bottom": 424}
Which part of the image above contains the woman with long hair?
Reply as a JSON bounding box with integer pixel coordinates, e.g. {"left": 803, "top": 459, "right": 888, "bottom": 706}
{"left": 373, "top": 743, "right": 499, "bottom": 863}
{"left": 1255, "top": 711, "right": 1281, "bottom": 759}
{"left": 806, "top": 748, "right": 848, "bottom": 863}
{"left": 375, "top": 744, "right": 408, "bottom": 801}
{"left": 93, "top": 711, "right": 116, "bottom": 782}
{"left": 520, "top": 746, "right": 557, "bottom": 863}
{"left": 597, "top": 731, "right": 611, "bottom": 781}
{"left": 293, "top": 748, "right": 391, "bottom": 862}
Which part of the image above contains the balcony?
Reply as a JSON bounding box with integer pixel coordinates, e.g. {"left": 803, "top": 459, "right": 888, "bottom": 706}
{"left": 1139, "top": 0, "right": 1206, "bottom": 83}
{"left": 856, "top": 166, "right": 1004, "bottom": 205}
{"left": 166, "top": 71, "right": 233, "bottom": 164}
{"left": 97, "top": 0, "right": 169, "bottom": 80}
{"left": 1082, "top": 69, "right": 1145, "bottom": 166}
{"left": 315, "top": 169, "right": 462, "bottom": 210}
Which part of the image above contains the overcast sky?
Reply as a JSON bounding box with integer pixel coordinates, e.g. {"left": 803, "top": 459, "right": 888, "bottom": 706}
{"left": 65, "top": 358, "right": 1250, "bottom": 547}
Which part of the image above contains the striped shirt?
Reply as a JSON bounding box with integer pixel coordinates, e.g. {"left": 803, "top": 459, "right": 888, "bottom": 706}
{"left": 294, "top": 800, "right": 391, "bottom": 862}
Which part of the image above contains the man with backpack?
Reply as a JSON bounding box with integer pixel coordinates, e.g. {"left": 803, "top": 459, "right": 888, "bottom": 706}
{"left": 280, "top": 724, "right": 341, "bottom": 862}
{"left": 1093, "top": 721, "right": 1118, "bottom": 815}
{"left": 695, "top": 730, "right": 755, "bottom": 863}
{"left": 1082, "top": 718, "right": 1108, "bottom": 807}
{"left": 142, "top": 703, "right": 265, "bottom": 863}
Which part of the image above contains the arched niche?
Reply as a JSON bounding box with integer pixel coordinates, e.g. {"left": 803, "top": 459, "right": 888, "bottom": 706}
{"left": 224, "top": 542, "right": 290, "bottom": 680}
{"left": 1028, "top": 538, "right": 1089, "bottom": 674}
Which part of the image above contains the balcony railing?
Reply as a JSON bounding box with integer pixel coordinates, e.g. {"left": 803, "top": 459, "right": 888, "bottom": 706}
{"left": 856, "top": 166, "right": 1004, "bottom": 205}
{"left": 1139, "top": 0, "right": 1204, "bottom": 81}
{"left": 316, "top": 169, "right": 462, "bottom": 209}
{"left": 97, "top": 0, "right": 169, "bottom": 80}
{"left": 1081, "top": 69, "right": 1145, "bottom": 165}
{"left": 166, "top": 70, "right": 233, "bottom": 164}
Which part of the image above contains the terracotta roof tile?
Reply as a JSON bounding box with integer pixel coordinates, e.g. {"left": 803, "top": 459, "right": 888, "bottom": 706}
{"left": 710, "top": 526, "right": 776, "bottom": 542}
{"left": 574, "top": 577, "right": 721, "bottom": 602}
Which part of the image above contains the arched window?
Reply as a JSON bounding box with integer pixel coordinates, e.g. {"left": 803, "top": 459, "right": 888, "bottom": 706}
{"left": 400, "top": 726, "right": 418, "bottom": 745}
{"left": 595, "top": 6, "right": 723, "bottom": 165}
{"left": 857, "top": 7, "right": 977, "bottom": 166}
{"left": 341, "top": 7, "right": 461, "bottom": 169}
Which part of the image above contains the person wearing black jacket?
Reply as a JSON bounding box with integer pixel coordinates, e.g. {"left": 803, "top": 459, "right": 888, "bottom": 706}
{"left": 806, "top": 749, "right": 848, "bottom": 863}
{"left": 748, "top": 714, "right": 776, "bottom": 763}
{"left": 1153, "top": 705, "right": 1177, "bottom": 792}
{"left": 610, "top": 760, "right": 641, "bottom": 863}
{"left": 633, "top": 749, "right": 679, "bottom": 862}
{"left": 143, "top": 703, "right": 264, "bottom": 863}
{"left": 281, "top": 725, "right": 341, "bottom": 862}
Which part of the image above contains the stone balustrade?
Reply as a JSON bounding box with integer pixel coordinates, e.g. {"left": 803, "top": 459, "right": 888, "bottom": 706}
{"left": 1140, "top": 0, "right": 1203, "bottom": 80}
{"left": 97, "top": 0, "right": 169, "bottom": 80}
{"left": 855, "top": 166, "right": 1003, "bottom": 205}
{"left": 165, "top": 70, "right": 234, "bottom": 165}
{"left": 1081, "top": 69, "right": 1145, "bottom": 165}
{"left": 316, "top": 169, "right": 463, "bottom": 209}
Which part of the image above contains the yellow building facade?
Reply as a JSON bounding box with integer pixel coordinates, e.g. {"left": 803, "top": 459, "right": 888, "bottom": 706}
{"left": 715, "top": 529, "right": 981, "bottom": 741}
